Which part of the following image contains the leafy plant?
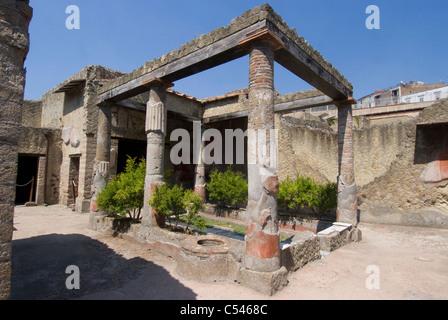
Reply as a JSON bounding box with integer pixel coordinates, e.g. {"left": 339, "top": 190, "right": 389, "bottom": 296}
{"left": 278, "top": 174, "right": 337, "bottom": 217}
{"left": 97, "top": 157, "right": 145, "bottom": 221}
{"left": 278, "top": 175, "right": 319, "bottom": 212}
{"left": 149, "top": 182, "right": 205, "bottom": 233}
{"left": 183, "top": 189, "right": 206, "bottom": 233}
{"left": 316, "top": 182, "right": 338, "bottom": 215}
{"left": 327, "top": 117, "right": 336, "bottom": 126}
{"left": 207, "top": 166, "right": 248, "bottom": 207}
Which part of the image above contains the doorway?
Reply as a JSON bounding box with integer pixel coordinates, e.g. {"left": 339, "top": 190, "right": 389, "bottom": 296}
{"left": 15, "top": 155, "right": 39, "bottom": 205}
{"left": 68, "top": 156, "right": 80, "bottom": 207}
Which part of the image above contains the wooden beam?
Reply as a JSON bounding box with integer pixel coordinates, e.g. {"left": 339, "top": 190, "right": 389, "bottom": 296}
{"left": 267, "top": 21, "right": 353, "bottom": 100}
{"left": 204, "top": 95, "right": 344, "bottom": 123}
{"left": 239, "top": 27, "right": 284, "bottom": 51}
{"left": 142, "top": 77, "right": 174, "bottom": 89}
{"left": 115, "top": 99, "right": 146, "bottom": 112}
{"left": 274, "top": 95, "right": 334, "bottom": 113}
{"left": 203, "top": 110, "right": 248, "bottom": 124}
{"left": 98, "top": 18, "right": 353, "bottom": 106}
{"left": 98, "top": 21, "right": 268, "bottom": 103}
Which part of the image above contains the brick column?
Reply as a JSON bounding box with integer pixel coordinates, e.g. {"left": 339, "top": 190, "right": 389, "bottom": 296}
{"left": 239, "top": 29, "right": 284, "bottom": 273}
{"left": 90, "top": 104, "right": 111, "bottom": 220}
{"left": 142, "top": 79, "right": 173, "bottom": 227}
{"left": 0, "top": 0, "right": 32, "bottom": 300}
{"left": 337, "top": 103, "right": 361, "bottom": 239}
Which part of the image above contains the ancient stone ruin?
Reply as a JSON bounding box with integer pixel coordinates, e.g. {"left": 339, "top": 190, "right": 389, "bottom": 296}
{"left": 2, "top": 2, "right": 448, "bottom": 298}
{"left": 87, "top": 4, "right": 361, "bottom": 294}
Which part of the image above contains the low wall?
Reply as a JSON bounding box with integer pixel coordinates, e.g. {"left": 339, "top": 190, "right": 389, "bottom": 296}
{"left": 92, "top": 213, "right": 352, "bottom": 295}
{"left": 203, "top": 203, "right": 334, "bottom": 233}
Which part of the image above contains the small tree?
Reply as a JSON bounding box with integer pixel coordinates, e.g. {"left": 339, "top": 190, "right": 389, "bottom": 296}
{"left": 278, "top": 175, "right": 319, "bottom": 212}
{"left": 97, "top": 157, "right": 145, "bottom": 221}
{"left": 182, "top": 189, "right": 206, "bottom": 233}
{"left": 316, "top": 182, "right": 338, "bottom": 216}
{"left": 207, "top": 166, "right": 248, "bottom": 207}
{"left": 149, "top": 183, "right": 206, "bottom": 233}
{"left": 278, "top": 174, "right": 337, "bottom": 218}
{"left": 149, "top": 184, "right": 184, "bottom": 228}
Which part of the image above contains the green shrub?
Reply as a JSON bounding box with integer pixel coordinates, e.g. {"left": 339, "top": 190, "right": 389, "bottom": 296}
{"left": 278, "top": 175, "right": 319, "bottom": 212}
{"left": 149, "top": 183, "right": 205, "bottom": 233}
{"left": 207, "top": 166, "right": 248, "bottom": 207}
{"left": 278, "top": 174, "right": 337, "bottom": 216}
{"left": 97, "top": 157, "right": 145, "bottom": 221}
{"left": 316, "top": 182, "right": 338, "bottom": 214}
{"left": 183, "top": 189, "right": 206, "bottom": 233}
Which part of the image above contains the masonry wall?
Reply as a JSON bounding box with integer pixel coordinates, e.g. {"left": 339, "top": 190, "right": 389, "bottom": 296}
{"left": 0, "top": 0, "right": 32, "bottom": 300}
{"left": 278, "top": 99, "right": 448, "bottom": 228}
{"left": 34, "top": 66, "right": 124, "bottom": 212}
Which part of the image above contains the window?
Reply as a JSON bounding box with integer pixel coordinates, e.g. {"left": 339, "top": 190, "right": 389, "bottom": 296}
{"left": 418, "top": 95, "right": 424, "bottom": 102}
{"left": 434, "top": 91, "right": 441, "bottom": 100}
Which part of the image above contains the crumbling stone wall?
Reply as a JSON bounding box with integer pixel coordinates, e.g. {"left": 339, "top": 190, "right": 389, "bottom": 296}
{"left": 203, "top": 94, "right": 248, "bottom": 119}
{"left": 0, "top": 0, "right": 32, "bottom": 299}
{"left": 277, "top": 114, "right": 337, "bottom": 185}
{"left": 37, "top": 66, "right": 123, "bottom": 211}
{"left": 278, "top": 99, "right": 448, "bottom": 227}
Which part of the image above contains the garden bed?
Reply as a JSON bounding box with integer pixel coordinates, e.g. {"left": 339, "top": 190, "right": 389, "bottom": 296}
{"left": 202, "top": 203, "right": 335, "bottom": 234}
{"left": 92, "top": 211, "right": 354, "bottom": 295}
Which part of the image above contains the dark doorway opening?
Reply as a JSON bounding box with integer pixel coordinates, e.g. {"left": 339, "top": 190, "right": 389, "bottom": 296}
{"left": 15, "top": 155, "right": 39, "bottom": 205}
{"left": 68, "top": 156, "right": 80, "bottom": 207}
{"left": 414, "top": 123, "right": 448, "bottom": 165}
{"left": 117, "top": 138, "right": 147, "bottom": 174}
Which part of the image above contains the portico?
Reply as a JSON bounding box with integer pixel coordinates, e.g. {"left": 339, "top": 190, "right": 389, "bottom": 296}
{"left": 91, "top": 4, "right": 359, "bottom": 287}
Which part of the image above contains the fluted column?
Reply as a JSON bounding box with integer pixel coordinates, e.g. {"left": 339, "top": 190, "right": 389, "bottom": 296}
{"left": 193, "top": 121, "right": 206, "bottom": 201}
{"left": 90, "top": 104, "right": 112, "bottom": 219}
{"left": 142, "top": 78, "right": 173, "bottom": 227}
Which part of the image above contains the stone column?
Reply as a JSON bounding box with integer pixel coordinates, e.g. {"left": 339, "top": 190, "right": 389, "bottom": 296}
{"left": 194, "top": 122, "right": 206, "bottom": 201}
{"left": 142, "top": 79, "right": 173, "bottom": 227}
{"left": 239, "top": 29, "right": 284, "bottom": 273}
{"left": 337, "top": 103, "right": 361, "bottom": 240}
{"left": 89, "top": 104, "right": 111, "bottom": 224}
{"left": 0, "top": 0, "right": 32, "bottom": 300}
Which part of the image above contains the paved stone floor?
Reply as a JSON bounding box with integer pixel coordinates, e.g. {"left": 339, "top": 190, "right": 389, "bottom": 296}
{"left": 9, "top": 205, "right": 448, "bottom": 300}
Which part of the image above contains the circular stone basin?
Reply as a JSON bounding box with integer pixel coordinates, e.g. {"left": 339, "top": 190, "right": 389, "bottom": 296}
{"left": 177, "top": 235, "right": 232, "bottom": 283}
{"left": 182, "top": 235, "right": 229, "bottom": 255}
{"left": 197, "top": 239, "right": 224, "bottom": 247}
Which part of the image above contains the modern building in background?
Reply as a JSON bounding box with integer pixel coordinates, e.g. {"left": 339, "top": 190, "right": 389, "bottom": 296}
{"left": 356, "top": 81, "right": 448, "bottom": 109}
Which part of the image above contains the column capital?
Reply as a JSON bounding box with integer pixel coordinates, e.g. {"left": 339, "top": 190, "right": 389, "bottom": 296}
{"left": 333, "top": 97, "right": 357, "bottom": 107}
{"left": 239, "top": 27, "right": 285, "bottom": 51}
{"left": 96, "top": 100, "right": 115, "bottom": 109}
{"left": 142, "top": 77, "right": 174, "bottom": 89}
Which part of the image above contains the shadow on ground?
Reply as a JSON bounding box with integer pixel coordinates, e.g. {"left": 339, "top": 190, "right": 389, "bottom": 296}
{"left": 10, "top": 234, "right": 197, "bottom": 300}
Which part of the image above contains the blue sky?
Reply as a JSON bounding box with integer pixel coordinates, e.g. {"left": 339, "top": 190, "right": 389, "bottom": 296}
{"left": 24, "top": 0, "right": 448, "bottom": 101}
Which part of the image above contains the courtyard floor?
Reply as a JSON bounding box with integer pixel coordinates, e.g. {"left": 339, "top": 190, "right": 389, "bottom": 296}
{"left": 9, "top": 205, "right": 448, "bottom": 300}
